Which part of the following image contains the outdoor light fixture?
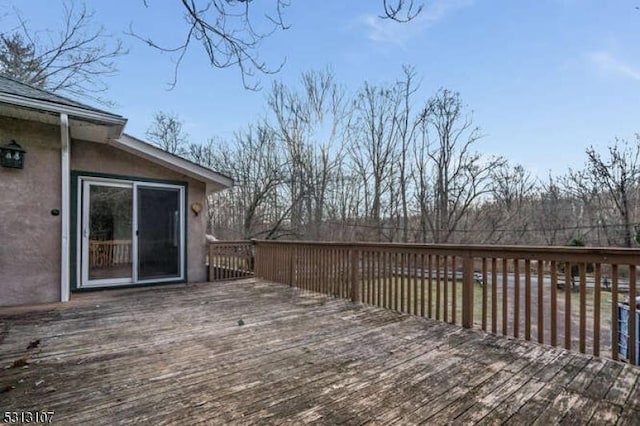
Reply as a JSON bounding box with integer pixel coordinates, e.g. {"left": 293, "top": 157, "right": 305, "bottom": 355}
{"left": 0, "top": 140, "right": 26, "bottom": 169}
{"left": 191, "top": 202, "right": 203, "bottom": 216}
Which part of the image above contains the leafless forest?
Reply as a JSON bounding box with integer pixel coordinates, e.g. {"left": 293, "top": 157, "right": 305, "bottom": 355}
{"left": 149, "top": 68, "right": 640, "bottom": 247}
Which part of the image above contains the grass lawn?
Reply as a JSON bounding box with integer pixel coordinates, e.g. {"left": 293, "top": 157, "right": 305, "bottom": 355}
{"left": 359, "top": 275, "right": 620, "bottom": 354}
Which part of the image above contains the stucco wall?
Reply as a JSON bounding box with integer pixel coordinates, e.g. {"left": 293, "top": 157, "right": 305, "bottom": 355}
{"left": 0, "top": 116, "right": 61, "bottom": 306}
{"left": 71, "top": 140, "right": 208, "bottom": 284}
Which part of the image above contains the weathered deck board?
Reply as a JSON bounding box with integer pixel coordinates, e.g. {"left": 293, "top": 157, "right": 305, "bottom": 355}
{"left": 1, "top": 278, "right": 639, "bottom": 425}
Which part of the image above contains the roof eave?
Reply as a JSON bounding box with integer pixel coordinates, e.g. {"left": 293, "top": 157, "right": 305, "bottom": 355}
{"left": 112, "top": 135, "right": 233, "bottom": 192}
{"left": 0, "top": 92, "right": 127, "bottom": 132}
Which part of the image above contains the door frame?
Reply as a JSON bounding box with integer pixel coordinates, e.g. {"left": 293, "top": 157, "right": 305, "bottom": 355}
{"left": 81, "top": 179, "right": 135, "bottom": 287}
{"left": 72, "top": 172, "right": 187, "bottom": 290}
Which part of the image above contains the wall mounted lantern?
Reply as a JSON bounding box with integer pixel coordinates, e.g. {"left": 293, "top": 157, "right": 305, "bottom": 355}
{"left": 191, "top": 202, "right": 203, "bottom": 216}
{"left": 0, "top": 140, "right": 26, "bottom": 169}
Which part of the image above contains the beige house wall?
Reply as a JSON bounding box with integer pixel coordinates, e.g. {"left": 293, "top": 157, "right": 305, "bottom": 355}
{"left": 71, "top": 140, "right": 208, "bottom": 284}
{"left": 0, "top": 116, "right": 62, "bottom": 306}
{"left": 0, "top": 122, "right": 210, "bottom": 307}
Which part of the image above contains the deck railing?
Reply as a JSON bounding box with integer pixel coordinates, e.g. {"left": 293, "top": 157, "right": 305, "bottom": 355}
{"left": 89, "top": 240, "right": 132, "bottom": 267}
{"left": 208, "top": 241, "right": 255, "bottom": 281}
{"left": 253, "top": 240, "right": 640, "bottom": 366}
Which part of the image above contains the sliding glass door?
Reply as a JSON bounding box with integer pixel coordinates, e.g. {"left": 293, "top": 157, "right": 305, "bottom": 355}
{"left": 137, "top": 186, "right": 181, "bottom": 280}
{"left": 80, "top": 178, "right": 185, "bottom": 288}
{"left": 83, "top": 182, "right": 133, "bottom": 284}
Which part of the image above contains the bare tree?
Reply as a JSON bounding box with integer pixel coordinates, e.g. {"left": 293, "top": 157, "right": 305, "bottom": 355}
{"left": 537, "top": 176, "right": 574, "bottom": 246}
{"left": 146, "top": 111, "right": 189, "bottom": 155}
{"left": 208, "top": 125, "right": 290, "bottom": 239}
{"left": 187, "top": 137, "right": 219, "bottom": 169}
{"left": 567, "top": 138, "right": 640, "bottom": 247}
{"left": 381, "top": 0, "right": 424, "bottom": 22}
{"left": 348, "top": 82, "right": 401, "bottom": 241}
{"left": 395, "top": 65, "right": 421, "bottom": 242}
{"left": 133, "top": 1, "right": 422, "bottom": 89}
{"left": 485, "top": 163, "right": 536, "bottom": 242}
{"left": 414, "top": 89, "right": 504, "bottom": 243}
{"left": 1, "top": 1, "right": 126, "bottom": 103}
{"left": 268, "top": 69, "right": 346, "bottom": 239}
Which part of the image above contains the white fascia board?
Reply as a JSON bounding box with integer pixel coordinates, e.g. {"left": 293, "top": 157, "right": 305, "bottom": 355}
{"left": 112, "top": 135, "right": 233, "bottom": 191}
{"left": 0, "top": 92, "right": 127, "bottom": 129}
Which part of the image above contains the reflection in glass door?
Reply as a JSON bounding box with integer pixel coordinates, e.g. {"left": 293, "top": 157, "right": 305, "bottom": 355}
{"left": 83, "top": 182, "right": 133, "bottom": 284}
{"left": 137, "top": 186, "right": 182, "bottom": 280}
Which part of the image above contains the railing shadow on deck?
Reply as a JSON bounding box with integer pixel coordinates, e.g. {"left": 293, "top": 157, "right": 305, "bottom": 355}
{"left": 210, "top": 240, "right": 640, "bottom": 367}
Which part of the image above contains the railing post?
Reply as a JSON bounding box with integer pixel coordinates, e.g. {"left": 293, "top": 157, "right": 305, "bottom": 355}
{"left": 350, "top": 246, "right": 360, "bottom": 303}
{"left": 462, "top": 254, "right": 474, "bottom": 329}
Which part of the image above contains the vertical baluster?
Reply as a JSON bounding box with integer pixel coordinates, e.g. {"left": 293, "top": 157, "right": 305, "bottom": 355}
{"left": 318, "top": 246, "right": 327, "bottom": 294}
{"left": 428, "top": 254, "right": 433, "bottom": 319}
{"left": 411, "top": 252, "right": 420, "bottom": 315}
{"left": 452, "top": 256, "right": 457, "bottom": 324}
{"left": 383, "top": 251, "right": 389, "bottom": 309}
{"left": 421, "top": 253, "right": 426, "bottom": 317}
{"left": 593, "top": 263, "right": 601, "bottom": 356}
{"left": 525, "top": 259, "right": 531, "bottom": 341}
{"left": 514, "top": 259, "right": 520, "bottom": 339}
{"left": 373, "top": 250, "right": 378, "bottom": 306}
{"left": 337, "top": 248, "right": 342, "bottom": 298}
{"left": 401, "top": 251, "right": 407, "bottom": 313}
{"left": 325, "top": 247, "right": 329, "bottom": 294}
{"left": 307, "top": 245, "right": 316, "bottom": 292}
{"left": 612, "top": 264, "right": 619, "bottom": 360}
{"left": 389, "top": 250, "right": 393, "bottom": 306}
{"left": 565, "top": 263, "right": 572, "bottom": 350}
{"left": 329, "top": 247, "right": 333, "bottom": 296}
{"left": 338, "top": 248, "right": 343, "bottom": 297}
{"left": 367, "top": 249, "right": 372, "bottom": 305}
{"left": 444, "top": 256, "right": 449, "bottom": 322}
{"left": 537, "top": 259, "right": 544, "bottom": 344}
{"left": 630, "top": 265, "right": 637, "bottom": 365}
{"left": 368, "top": 249, "right": 373, "bottom": 305}
{"left": 398, "top": 252, "right": 404, "bottom": 312}
{"left": 377, "top": 250, "right": 382, "bottom": 307}
{"left": 331, "top": 247, "right": 335, "bottom": 294}
{"left": 502, "top": 258, "right": 508, "bottom": 335}
{"left": 579, "top": 263, "right": 587, "bottom": 353}
{"left": 307, "top": 246, "right": 312, "bottom": 292}
{"left": 436, "top": 255, "right": 441, "bottom": 321}
{"left": 299, "top": 246, "right": 304, "bottom": 290}
{"left": 492, "top": 258, "right": 497, "bottom": 334}
{"left": 406, "top": 252, "right": 411, "bottom": 313}
{"left": 325, "top": 247, "right": 330, "bottom": 295}
{"left": 401, "top": 251, "right": 406, "bottom": 312}
{"left": 550, "top": 261, "right": 558, "bottom": 346}
{"left": 388, "top": 252, "right": 393, "bottom": 310}
{"left": 396, "top": 252, "right": 401, "bottom": 312}
{"left": 233, "top": 247, "right": 238, "bottom": 279}
{"left": 482, "top": 258, "right": 488, "bottom": 331}
{"left": 392, "top": 251, "right": 397, "bottom": 311}
{"left": 317, "top": 247, "right": 322, "bottom": 294}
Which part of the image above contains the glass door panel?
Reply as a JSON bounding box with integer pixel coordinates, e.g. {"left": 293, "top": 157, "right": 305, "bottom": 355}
{"left": 137, "top": 186, "right": 182, "bottom": 280}
{"left": 86, "top": 184, "right": 133, "bottom": 282}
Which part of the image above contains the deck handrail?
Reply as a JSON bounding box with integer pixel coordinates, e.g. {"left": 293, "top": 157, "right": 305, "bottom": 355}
{"left": 250, "top": 239, "right": 640, "bottom": 367}
{"left": 208, "top": 241, "right": 255, "bottom": 281}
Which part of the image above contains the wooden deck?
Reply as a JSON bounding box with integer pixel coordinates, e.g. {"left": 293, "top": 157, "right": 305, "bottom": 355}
{"left": 1, "top": 279, "right": 639, "bottom": 425}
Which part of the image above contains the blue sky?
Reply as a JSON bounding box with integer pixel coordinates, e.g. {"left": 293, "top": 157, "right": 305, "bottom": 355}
{"left": 4, "top": 0, "right": 640, "bottom": 176}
